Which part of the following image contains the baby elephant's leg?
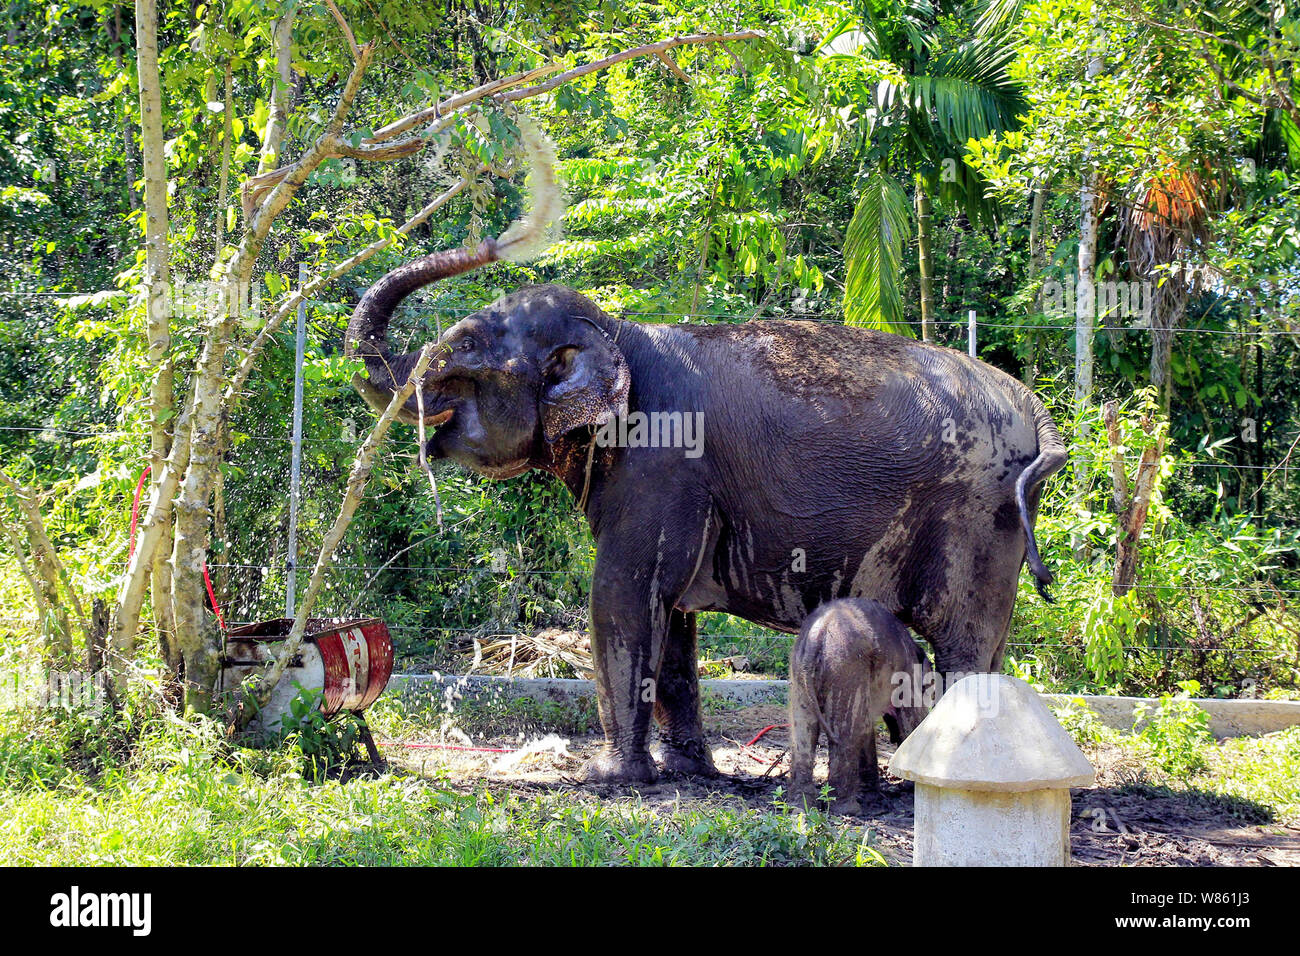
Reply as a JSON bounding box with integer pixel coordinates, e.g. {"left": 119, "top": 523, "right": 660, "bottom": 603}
{"left": 857, "top": 723, "right": 890, "bottom": 814}
{"left": 787, "top": 683, "right": 820, "bottom": 808}
{"left": 860, "top": 725, "right": 880, "bottom": 793}
{"left": 826, "top": 722, "right": 866, "bottom": 814}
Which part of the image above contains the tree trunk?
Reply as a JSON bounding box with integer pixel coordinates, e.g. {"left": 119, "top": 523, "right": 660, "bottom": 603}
{"left": 215, "top": 57, "right": 233, "bottom": 261}
{"left": 113, "top": 393, "right": 193, "bottom": 678}
{"left": 109, "top": 6, "right": 138, "bottom": 210}
{"left": 170, "top": 279, "right": 244, "bottom": 713}
{"left": 1073, "top": 43, "right": 1101, "bottom": 559}
{"left": 114, "top": 0, "right": 175, "bottom": 689}
{"left": 1148, "top": 273, "right": 1187, "bottom": 420}
{"left": 1106, "top": 403, "right": 1166, "bottom": 597}
{"left": 1075, "top": 178, "right": 1097, "bottom": 412}
{"left": 1076, "top": 48, "right": 1104, "bottom": 415}
{"left": 1022, "top": 183, "right": 1047, "bottom": 385}
{"left": 1028, "top": 181, "right": 1046, "bottom": 285}
{"left": 916, "top": 181, "right": 934, "bottom": 342}
{"left": 170, "top": 42, "right": 378, "bottom": 713}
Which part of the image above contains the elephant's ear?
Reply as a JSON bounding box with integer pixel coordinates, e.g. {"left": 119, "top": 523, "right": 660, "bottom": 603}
{"left": 540, "top": 335, "right": 629, "bottom": 443}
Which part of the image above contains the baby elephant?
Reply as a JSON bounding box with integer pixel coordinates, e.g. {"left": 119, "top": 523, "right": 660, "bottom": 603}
{"left": 788, "top": 598, "right": 933, "bottom": 814}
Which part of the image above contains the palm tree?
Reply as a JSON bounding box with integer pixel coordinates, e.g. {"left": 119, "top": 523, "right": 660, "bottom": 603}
{"left": 830, "top": 0, "right": 1024, "bottom": 338}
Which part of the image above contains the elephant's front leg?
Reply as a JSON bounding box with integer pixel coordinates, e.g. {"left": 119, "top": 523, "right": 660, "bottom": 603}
{"left": 653, "top": 609, "right": 716, "bottom": 777}
{"left": 579, "top": 562, "right": 675, "bottom": 784}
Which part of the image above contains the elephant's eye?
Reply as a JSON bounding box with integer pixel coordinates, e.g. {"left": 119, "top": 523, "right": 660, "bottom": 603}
{"left": 458, "top": 338, "right": 476, "bottom": 354}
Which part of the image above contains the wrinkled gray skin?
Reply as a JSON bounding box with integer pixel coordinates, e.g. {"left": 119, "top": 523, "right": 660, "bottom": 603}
{"left": 789, "top": 598, "right": 932, "bottom": 814}
{"left": 345, "top": 243, "right": 1067, "bottom": 785}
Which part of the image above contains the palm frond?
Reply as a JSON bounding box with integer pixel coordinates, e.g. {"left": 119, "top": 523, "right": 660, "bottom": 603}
{"left": 971, "top": 0, "right": 1026, "bottom": 36}
{"left": 910, "top": 38, "right": 1023, "bottom": 147}
{"left": 844, "top": 167, "right": 914, "bottom": 333}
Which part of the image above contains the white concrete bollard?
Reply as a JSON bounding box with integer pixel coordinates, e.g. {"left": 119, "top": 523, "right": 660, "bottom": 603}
{"left": 888, "top": 674, "right": 1095, "bottom": 867}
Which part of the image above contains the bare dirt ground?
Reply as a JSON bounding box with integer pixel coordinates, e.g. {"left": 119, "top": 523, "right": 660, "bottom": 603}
{"left": 382, "top": 703, "right": 1300, "bottom": 866}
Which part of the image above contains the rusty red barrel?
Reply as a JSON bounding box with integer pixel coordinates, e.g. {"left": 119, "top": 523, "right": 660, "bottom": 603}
{"left": 223, "top": 617, "right": 394, "bottom": 716}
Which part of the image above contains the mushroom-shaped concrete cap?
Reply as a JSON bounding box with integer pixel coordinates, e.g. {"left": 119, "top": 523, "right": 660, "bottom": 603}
{"left": 889, "top": 674, "right": 1095, "bottom": 792}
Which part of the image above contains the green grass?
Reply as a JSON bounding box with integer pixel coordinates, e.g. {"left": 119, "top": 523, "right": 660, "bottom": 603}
{"left": 1208, "top": 727, "right": 1300, "bottom": 822}
{"left": 3, "top": 686, "right": 1297, "bottom": 866}
{"left": 0, "top": 700, "right": 876, "bottom": 866}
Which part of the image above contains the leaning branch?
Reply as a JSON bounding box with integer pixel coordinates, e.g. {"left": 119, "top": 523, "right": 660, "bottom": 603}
{"left": 0, "top": 507, "right": 51, "bottom": 638}
{"left": 242, "top": 41, "right": 377, "bottom": 226}
{"left": 0, "top": 472, "right": 85, "bottom": 659}
{"left": 323, "top": 0, "right": 360, "bottom": 61}
{"left": 250, "top": 344, "right": 436, "bottom": 710}
{"left": 249, "top": 30, "right": 765, "bottom": 200}
{"left": 495, "top": 32, "right": 762, "bottom": 104}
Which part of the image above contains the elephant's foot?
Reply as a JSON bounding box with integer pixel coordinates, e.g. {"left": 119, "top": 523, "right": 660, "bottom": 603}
{"left": 858, "top": 790, "right": 889, "bottom": 816}
{"left": 579, "top": 747, "right": 658, "bottom": 785}
{"left": 655, "top": 740, "right": 719, "bottom": 778}
{"left": 829, "top": 795, "right": 862, "bottom": 816}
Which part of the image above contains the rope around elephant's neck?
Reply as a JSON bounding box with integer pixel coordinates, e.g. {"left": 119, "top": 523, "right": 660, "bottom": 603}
{"left": 576, "top": 433, "right": 597, "bottom": 513}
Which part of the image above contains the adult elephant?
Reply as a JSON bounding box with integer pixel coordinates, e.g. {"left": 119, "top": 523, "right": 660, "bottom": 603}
{"left": 346, "top": 243, "right": 1066, "bottom": 784}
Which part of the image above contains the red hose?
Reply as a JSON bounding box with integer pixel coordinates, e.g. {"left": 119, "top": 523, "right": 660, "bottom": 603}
{"left": 130, "top": 464, "right": 224, "bottom": 631}
{"left": 128, "top": 465, "right": 151, "bottom": 559}
{"left": 203, "top": 563, "right": 226, "bottom": 631}
{"left": 744, "top": 723, "right": 787, "bottom": 747}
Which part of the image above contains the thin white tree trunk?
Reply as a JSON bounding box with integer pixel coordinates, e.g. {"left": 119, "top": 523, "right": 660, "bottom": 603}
{"left": 1075, "top": 177, "right": 1097, "bottom": 410}
{"left": 110, "top": 0, "right": 175, "bottom": 688}
{"left": 1075, "top": 49, "right": 1105, "bottom": 414}
{"left": 214, "top": 58, "right": 233, "bottom": 261}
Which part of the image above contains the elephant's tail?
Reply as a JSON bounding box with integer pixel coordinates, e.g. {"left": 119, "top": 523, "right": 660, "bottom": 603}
{"left": 1016, "top": 394, "right": 1068, "bottom": 602}
{"left": 793, "top": 660, "right": 839, "bottom": 748}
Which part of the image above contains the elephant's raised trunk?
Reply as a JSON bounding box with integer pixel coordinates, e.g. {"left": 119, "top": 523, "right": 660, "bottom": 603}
{"left": 346, "top": 114, "right": 563, "bottom": 416}
{"left": 345, "top": 240, "right": 498, "bottom": 395}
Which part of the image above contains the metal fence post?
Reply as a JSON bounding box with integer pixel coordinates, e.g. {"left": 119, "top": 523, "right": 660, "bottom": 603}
{"left": 968, "top": 309, "right": 977, "bottom": 357}
{"left": 285, "top": 262, "right": 307, "bottom": 618}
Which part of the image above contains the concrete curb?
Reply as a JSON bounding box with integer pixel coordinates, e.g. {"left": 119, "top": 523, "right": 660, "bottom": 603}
{"left": 1042, "top": 693, "right": 1300, "bottom": 740}
{"left": 390, "top": 673, "right": 788, "bottom": 708}
{"left": 388, "top": 674, "right": 1300, "bottom": 739}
